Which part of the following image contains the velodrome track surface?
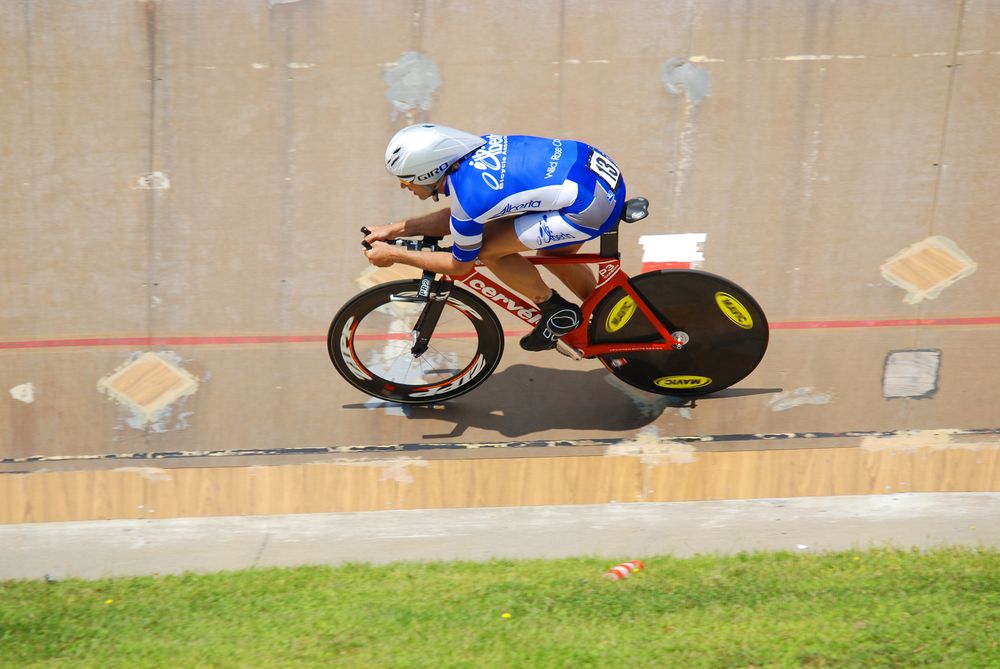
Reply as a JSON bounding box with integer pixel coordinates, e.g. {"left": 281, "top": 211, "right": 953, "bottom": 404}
{"left": 2, "top": 2, "right": 998, "bottom": 567}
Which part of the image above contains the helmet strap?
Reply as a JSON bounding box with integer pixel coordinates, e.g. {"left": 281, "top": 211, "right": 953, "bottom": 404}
{"left": 430, "top": 165, "right": 457, "bottom": 202}
{"left": 429, "top": 173, "right": 448, "bottom": 202}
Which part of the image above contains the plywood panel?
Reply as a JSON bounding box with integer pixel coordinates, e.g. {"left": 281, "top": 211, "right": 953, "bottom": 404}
{"left": 0, "top": 2, "right": 151, "bottom": 340}
{"left": 3, "top": 444, "right": 998, "bottom": 524}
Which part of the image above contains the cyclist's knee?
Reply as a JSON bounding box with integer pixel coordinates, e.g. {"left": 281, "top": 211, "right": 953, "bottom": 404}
{"left": 478, "top": 244, "right": 512, "bottom": 263}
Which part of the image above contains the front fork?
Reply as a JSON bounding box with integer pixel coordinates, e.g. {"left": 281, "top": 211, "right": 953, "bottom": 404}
{"left": 392, "top": 271, "right": 452, "bottom": 358}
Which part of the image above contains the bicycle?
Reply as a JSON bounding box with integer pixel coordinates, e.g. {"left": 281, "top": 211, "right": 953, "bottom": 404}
{"left": 328, "top": 197, "right": 769, "bottom": 404}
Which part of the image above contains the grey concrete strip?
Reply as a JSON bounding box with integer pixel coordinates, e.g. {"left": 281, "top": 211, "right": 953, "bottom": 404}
{"left": 1, "top": 493, "right": 998, "bottom": 581}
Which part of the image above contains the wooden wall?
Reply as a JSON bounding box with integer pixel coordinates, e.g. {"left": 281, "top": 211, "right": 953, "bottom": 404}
{"left": 4, "top": 440, "right": 998, "bottom": 524}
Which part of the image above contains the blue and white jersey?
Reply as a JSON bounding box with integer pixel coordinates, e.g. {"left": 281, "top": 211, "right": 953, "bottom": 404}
{"left": 444, "top": 134, "right": 626, "bottom": 262}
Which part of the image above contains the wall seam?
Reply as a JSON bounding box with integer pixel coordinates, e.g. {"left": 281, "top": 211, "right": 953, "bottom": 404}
{"left": 927, "top": 0, "right": 968, "bottom": 239}
{"left": 22, "top": 1, "right": 38, "bottom": 343}
{"left": 143, "top": 0, "right": 160, "bottom": 453}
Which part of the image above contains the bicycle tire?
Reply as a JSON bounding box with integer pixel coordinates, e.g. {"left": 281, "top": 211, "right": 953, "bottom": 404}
{"left": 588, "top": 270, "right": 769, "bottom": 396}
{"left": 328, "top": 280, "right": 505, "bottom": 403}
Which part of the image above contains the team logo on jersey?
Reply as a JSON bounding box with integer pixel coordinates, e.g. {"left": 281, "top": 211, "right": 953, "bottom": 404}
{"left": 535, "top": 217, "right": 577, "bottom": 245}
{"left": 544, "top": 138, "right": 563, "bottom": 180}
{"left": 490, "top": 199, "right": 542, "bottom": 219}
{"left": 472, "top": 134, "right": 508, "bottom": 191}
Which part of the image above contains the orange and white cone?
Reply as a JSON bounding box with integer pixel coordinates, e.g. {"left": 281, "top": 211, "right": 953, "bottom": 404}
{"left": 604, "top": 560, "right": 645, "bottom": 580}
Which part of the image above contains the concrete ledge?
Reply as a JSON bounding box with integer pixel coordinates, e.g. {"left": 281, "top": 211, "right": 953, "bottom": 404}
{"left": 2, "top": 493, "right": 998, "bottom": 581}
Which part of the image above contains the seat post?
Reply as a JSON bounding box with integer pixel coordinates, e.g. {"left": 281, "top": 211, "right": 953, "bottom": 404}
{"left": 599, "top": 222, "right": 621, "bottom": 258}
{"left": 600, "top": 196, "right": 647, "bottom": 258}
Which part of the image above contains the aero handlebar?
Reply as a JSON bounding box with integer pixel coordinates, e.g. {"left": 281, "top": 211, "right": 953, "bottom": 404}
{"left": 360, "top": 227, "right": 442, "bottom": 252}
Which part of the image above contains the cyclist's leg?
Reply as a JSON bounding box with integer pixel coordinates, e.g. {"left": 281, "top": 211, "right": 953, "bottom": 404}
{"left": 510, "top": 209, "right": 603, "bottom": 300}
{"left": 478, "top": 218, "right": 553, "bottom": 303}
{"left": 515, "top": 174, "right": 623, "bottom": 303}
{"left": 535, "top": 243, "right": 596, "bottom": 301}
{"left": 479, "top": 217, "right": 584, "bottom": 351}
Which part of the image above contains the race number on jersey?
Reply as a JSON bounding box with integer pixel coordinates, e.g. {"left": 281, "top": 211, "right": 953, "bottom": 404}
{"left": 587, "top": 151, "right": 620, "bottom": 189}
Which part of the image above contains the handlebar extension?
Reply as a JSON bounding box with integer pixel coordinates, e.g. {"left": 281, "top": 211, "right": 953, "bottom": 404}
{"left": 360, "top": 226, "right": 442, "bottom": 252}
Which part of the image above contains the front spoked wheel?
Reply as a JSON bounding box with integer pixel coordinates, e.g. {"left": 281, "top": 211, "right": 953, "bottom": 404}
{"left": 589, "top": 270, "right": 769, "bottom": 396}
{"left": 328, "top": 280, "right": 504, "bottom": 404}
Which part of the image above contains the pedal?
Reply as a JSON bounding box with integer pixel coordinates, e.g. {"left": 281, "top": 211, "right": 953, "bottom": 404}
{"left": 556, "top": 340, "right": 583, "bottom": 360}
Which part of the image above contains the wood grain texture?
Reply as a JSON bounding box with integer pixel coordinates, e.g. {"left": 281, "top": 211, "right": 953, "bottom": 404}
{"left": 3, "top": 446, "right": 998, "bottom": 524}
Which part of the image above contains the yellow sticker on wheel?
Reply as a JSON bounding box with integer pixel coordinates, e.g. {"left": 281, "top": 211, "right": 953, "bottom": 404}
{"left": 605, "top": 296, "right": 637, "bottom": 333}
{"left": 654, "top": 375, "right": 712, "bottom": 389}
{"left": 715, "top": 292, "right": 754, "bottom": 329}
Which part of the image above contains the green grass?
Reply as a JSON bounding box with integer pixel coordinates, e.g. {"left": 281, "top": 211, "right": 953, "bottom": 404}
{"left": 2, "top": 547, "right": 998, "bottom": 668}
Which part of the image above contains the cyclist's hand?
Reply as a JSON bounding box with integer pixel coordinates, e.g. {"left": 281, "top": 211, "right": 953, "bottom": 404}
{"left": 363, "top": 223, "right": 398, "bottom": 246}
{"left": 364, "top": 241, "right": 396, "bottom": 268}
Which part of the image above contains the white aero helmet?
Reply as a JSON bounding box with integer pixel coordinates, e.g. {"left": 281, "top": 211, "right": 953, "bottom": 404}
{"left": 385, "top": 124, "right": 486, "bottom": 186}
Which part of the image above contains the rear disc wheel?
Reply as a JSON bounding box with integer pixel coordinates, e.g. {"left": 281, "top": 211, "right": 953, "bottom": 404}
{"left": 588, "top": 270, "right": 769, "bottom": 396}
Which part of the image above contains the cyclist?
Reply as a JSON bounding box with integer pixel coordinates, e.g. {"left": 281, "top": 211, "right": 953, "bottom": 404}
{"left": 363, "top": 123, "right": 626, "bottom": 351}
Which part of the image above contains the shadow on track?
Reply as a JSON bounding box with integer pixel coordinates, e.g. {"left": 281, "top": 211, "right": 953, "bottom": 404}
{"left": 344, "top": 363, "right": 781, "bottom": 439}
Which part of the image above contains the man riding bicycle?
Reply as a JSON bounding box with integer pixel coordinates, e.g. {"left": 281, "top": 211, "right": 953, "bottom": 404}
{"left": 362, "top": 123, "right": 627, "bottom": 351}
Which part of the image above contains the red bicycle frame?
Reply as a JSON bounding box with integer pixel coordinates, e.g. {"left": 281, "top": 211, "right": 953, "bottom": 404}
{"left": 451, "top": 253, "right": 683, "bottom": 356}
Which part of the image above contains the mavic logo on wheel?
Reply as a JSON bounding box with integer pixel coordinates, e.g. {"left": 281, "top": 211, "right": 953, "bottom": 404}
{"left": 654, "top": 375, "right": 712, "bottom": 389}
{"left": 605, "top": 296, "right": 636, "bottom": 333}
{"left": 407, "top": 354, "right": 487, "bottom": 399}
{"left": 715, "top": 292, "right": 754, "bottom": 330}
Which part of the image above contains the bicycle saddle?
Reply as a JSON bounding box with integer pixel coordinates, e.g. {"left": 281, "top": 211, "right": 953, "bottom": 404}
{"left": 620, "top": 197, "right": 649, "bottom": 223}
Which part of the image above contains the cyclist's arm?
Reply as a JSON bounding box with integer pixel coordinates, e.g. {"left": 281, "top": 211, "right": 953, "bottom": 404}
{"left": 365, "top": 244, "right": 473, "bottom": 277}
{"left": 365, "top": 208, "right": 451, "bottom": 242}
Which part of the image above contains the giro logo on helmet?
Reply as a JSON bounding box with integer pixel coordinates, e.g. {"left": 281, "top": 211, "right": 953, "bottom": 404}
{"left": 384, "top": 124, "right": 486, "bottom": 186}
{"left": 418, "top": 161, "right": 450, "bottom": 183}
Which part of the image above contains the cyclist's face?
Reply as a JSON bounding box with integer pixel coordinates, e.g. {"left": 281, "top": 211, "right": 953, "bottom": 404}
{"left": 399, "top": 179, "right": 434, "bottom": 200}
